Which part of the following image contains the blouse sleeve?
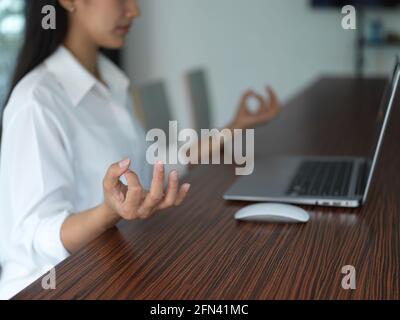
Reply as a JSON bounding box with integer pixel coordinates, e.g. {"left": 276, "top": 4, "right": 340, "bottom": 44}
{"left": 3, "top": 101, "right": 75, "bottom": 265}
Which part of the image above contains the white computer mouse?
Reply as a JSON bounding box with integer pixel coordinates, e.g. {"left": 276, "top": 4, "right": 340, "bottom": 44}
{"left": 234, "top": 203, "right": 310, "bottom": 224}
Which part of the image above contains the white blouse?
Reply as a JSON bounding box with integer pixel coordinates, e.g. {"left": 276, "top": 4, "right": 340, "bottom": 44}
{"left": 0, "top": 46, "right": 152, "bottom": 299}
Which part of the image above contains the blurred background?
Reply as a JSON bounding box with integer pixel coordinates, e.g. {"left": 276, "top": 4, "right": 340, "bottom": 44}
{"left": 1, "top": 0, "right": 400, "bottom": 130}
{"left": 0, "top": 0, "right": 24, "bottom": 110}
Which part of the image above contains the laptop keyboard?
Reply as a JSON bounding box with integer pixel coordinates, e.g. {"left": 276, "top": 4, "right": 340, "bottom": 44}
{"left": 286, "top": 161, "right": 354, "bottom": 197}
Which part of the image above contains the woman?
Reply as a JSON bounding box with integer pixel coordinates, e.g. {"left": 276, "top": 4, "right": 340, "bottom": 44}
{"left": 0, "top": 0, "right": 279, "bottom": 299}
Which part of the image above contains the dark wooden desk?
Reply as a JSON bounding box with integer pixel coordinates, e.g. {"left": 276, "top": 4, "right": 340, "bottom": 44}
{"left": 14, "top": 77, "right": 400, "bottom": 300}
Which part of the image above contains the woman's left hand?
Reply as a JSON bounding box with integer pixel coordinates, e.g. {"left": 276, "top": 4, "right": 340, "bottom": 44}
{"left": 229, "top": 86, "right": 281, "bottom": 130}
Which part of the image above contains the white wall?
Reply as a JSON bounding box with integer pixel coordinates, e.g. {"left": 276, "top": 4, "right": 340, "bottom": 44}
{"left": 124, "top": 0, "right": 400, "bottom": 129}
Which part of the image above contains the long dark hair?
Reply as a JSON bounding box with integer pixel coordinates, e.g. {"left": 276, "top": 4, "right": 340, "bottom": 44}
{"left": 1, "top": 0, "right": 68, "bottom": 140}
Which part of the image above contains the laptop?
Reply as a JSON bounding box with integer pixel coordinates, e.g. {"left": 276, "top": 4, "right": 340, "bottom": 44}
{"left": 224, "top": 57, "right": 400, "bottom": 208}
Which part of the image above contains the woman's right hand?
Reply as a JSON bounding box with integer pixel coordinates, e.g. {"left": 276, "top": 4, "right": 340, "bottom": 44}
{"left": 102, "top": 158, "right": 191, "bottom": 221}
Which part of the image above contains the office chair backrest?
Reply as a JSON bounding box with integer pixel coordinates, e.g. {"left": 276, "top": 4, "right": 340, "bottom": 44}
{"left": 134, "top": 81, "right": 173, "bottom": 136}
{"left": 185, "top": 69, "right": 212, "bottom": 133}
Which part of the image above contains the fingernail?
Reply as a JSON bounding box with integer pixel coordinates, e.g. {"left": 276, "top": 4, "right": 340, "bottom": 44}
{"left": 170, "top": 170, "right": 178, "bottom": 181}
{"left": 183, "top": 183, "right": 191, "bottom": 192}
{"left": 119, "top": 158, "right": 130, "bottom": 168}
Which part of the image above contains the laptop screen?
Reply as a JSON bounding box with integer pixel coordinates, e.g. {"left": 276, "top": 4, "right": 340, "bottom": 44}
{"left": 363, "top": 57, "right": 400, "bottom": 203}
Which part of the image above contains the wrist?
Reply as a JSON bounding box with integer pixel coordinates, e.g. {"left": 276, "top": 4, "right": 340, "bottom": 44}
{"left": 97, "top": 201, "right": 121, "bottom": 231}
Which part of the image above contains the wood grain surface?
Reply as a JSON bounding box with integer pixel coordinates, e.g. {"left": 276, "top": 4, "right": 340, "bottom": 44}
{"left": 13, "top": 77, "right": 400, "bottom": 300}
